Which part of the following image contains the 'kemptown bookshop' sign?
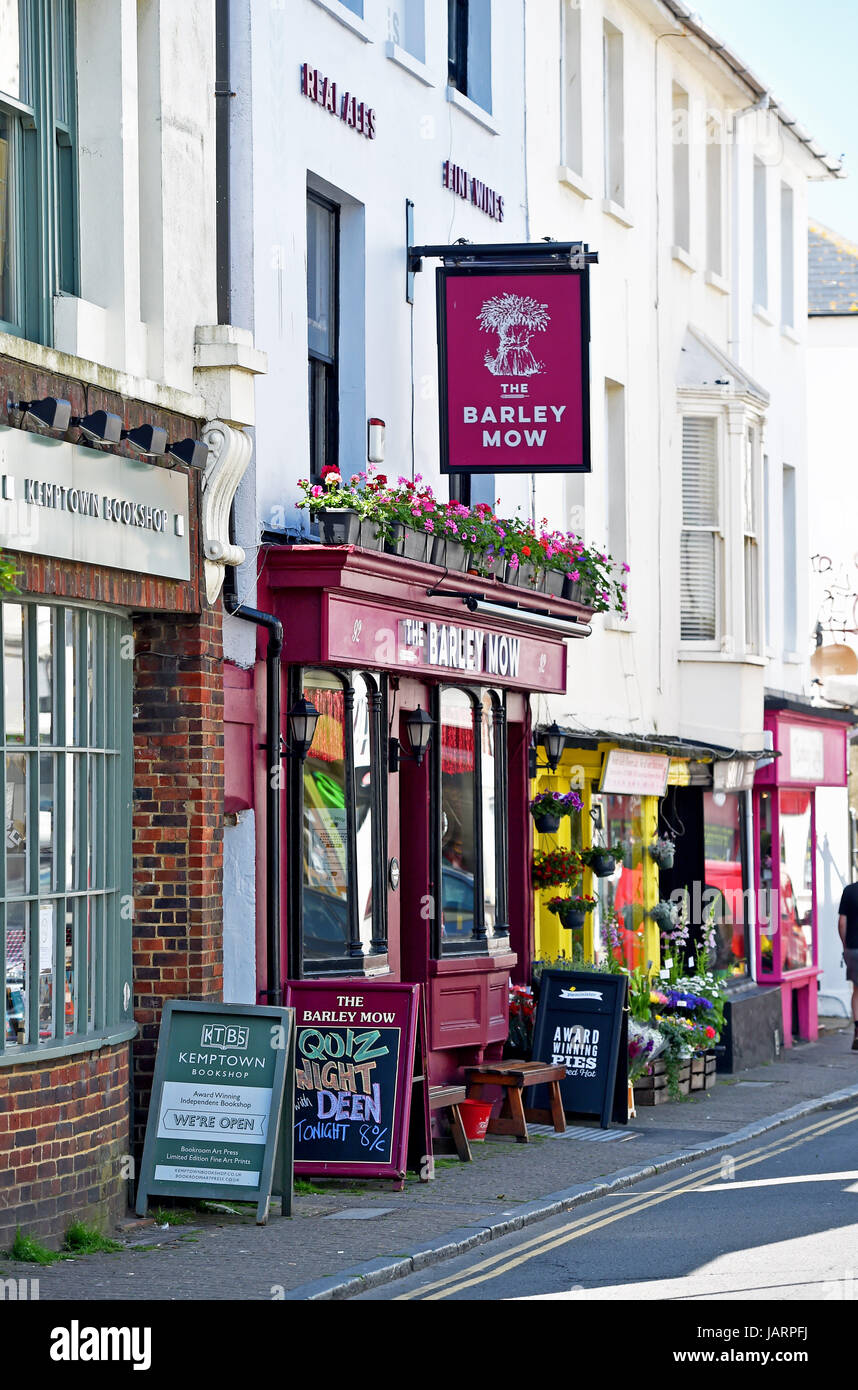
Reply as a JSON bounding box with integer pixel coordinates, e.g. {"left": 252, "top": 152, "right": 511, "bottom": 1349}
{"left": 0, "top": 424, "right": 190, "bottom": 580}
{"left": 136, "top": 1001, "right": 296, "bottom": 1224}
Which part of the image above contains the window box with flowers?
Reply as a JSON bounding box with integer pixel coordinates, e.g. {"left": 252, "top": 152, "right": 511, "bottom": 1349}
{"left": 295, "top": 472, "right": 629, "bottom": 616}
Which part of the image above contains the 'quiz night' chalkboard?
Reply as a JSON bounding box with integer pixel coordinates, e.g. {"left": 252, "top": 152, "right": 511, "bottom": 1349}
{"left": 529, "top": 971, "right": 628, "bottom": 1128}
{"left": 286, "top": 980, "right": 430, "bottom": 1188}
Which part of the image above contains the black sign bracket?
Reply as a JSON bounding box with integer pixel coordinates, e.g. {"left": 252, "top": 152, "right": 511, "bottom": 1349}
{"left": 407, "top": 240, "right": 598, "bottom": 275}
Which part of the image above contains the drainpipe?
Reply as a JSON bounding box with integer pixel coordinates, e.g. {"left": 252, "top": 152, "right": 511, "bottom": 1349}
{"left": 215, "top": 0, "right": 232, "bottom": 325}
{"left": 224, "top": 591, "right": 284, "bottom": 1006}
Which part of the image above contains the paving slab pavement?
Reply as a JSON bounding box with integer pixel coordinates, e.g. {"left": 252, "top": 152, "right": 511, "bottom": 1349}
{"left": 5, "top": 1020, "right": 858, "bottom": 1302}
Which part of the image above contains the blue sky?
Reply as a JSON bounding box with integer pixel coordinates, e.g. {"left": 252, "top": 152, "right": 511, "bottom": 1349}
{"left": 698, "top": 0, "right": 858, "bottom": 240}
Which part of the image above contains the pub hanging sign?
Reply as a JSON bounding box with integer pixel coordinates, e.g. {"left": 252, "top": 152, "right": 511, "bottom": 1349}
{"left": 437, "top": 262, "right": 592, "bottom": 475}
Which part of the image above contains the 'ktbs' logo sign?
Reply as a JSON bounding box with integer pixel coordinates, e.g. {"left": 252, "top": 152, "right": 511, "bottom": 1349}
{"left": 438, "top": 267, "right": 591, "bottom": 476}
{"left": 201, "top": 1024, "right": 250, "bottom": 1050}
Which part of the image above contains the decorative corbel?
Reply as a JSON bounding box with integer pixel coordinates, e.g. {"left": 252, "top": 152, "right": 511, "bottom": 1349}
{"left": 200, "top": 419, "right": 253, "bottom": 603}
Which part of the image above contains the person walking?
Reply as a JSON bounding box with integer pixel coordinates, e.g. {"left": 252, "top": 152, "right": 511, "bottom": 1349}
{"left": 837, "top": 881, "right": 858, "bottom": 1050}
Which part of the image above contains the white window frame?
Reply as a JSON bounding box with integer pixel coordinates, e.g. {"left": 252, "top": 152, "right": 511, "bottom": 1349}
{"left": 561, "top": 0, "right": 583, "bottom": 178}
{"left": 679, "top": 412, "right": 724, "bottom": 649}
{"left": 602, "top": 18, "right": 625, "bottom": 209}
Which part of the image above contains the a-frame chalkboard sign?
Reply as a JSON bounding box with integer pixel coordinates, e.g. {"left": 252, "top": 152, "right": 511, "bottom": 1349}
{"left": 529, "top": 971, "right": 628, "bottom": 1128}
{"left": 286, "top": 980, "right": 432, "bottom": 1190}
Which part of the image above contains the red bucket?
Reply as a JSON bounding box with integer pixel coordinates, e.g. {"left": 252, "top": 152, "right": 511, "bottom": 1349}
{"left": 459, "top": 1099, "right": 494, "bottom": 1142}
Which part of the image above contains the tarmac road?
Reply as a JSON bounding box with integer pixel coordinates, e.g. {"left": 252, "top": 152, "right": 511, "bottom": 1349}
{"left": 358, "top": 1100, "right": 858, "bottom": 1301}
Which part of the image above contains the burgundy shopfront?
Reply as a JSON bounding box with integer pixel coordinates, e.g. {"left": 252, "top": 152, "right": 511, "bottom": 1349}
{"left": 754, "top": 700, "right": 850, "bottom": 1044}
{"left": 228, "top": 545, "right": 589, "bottom": 1087}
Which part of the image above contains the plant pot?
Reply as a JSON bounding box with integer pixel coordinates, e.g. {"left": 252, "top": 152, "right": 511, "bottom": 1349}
{"left": 317, "top": 509, "right": 361, "bottom": 546}
{"left": 648, "top": 903, "right": 676, "bottom": 930}
{"left": 649, "top": 845, "right": 675, "bottom": 870}
{"left": 587, "top": 852, "right": 616, "bottom": 878}
{"left": 551, "top": 903, "right": 587, "bottom": 929}
{"left": 633, "top": 1057, "right": 692, "bottom": 1105}
{"left": 479, "top": 551, "right": 506, "bottom": 581}
{"left": 563, "top": 577, "right": 589, "bottom": 604}
{"left": 458, "top": 1098, "right": 494, "bottom": 1142}
{"left": 431, "top": 536, "right": 468, "bottom": 572}
{"left": 517, "top": 561, "right": 537, "bottom": 589}
{"left": 387, "top": 522, "right": 432, "bottom": 562}
{"left": 532, "top": 811, "right": 562, "bottom": 835}
{"left": 358, "top": 518, "right": 385, "bottom": 551}
{"left": 544, "top": 569, "right": 565, "bottom": 597}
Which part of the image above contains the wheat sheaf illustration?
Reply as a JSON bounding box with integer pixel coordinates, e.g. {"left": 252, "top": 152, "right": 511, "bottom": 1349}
{"left": 478, "top": 292, "right": 550, "bottom": 377}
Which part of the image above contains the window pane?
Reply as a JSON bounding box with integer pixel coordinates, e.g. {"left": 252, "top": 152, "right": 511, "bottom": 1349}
{"left": 38, "top": 752, "right": 54, "bottom": 891}
{"left": 5, "top": 751, "right": 28, "bottom": 893}
{"left": 0, "top": 109, "right": 16, "bottom": 324}
{"left": 37, "top": 605, "right": 53, "bottom": 742}
{"left": 63, "top": 899, "right": 74, "bottom": 1035}
{"left": 592, "top": 793, "right": 645, "bottom": 971}
{"left": 0, "top": 0, "right": 21, "bottom": 100}
{"left": 779, "top": 789, "right": 813, "bottom": 973}
{"left": 3, "top": 602, "right": 25, "bottom": 742}
{"left": 37, "top": 899, "right": 53, "bottom": 1038}
{"left": 480, "top": 694, "right": 496, "bottom": 933}
{"left": 440, "top": 689, "right": 476, "bottom": 946}
{"left": 302, "top": 674, "right": 349, "bottom": 962}
{"left": 758, "top": 793, "right": 774, "bottom": 973}
{"left": 63, "top": 608, "right": 77, "bottom": 744}
{"left": 5, "top": 898, "right": 27, "bottom": 1043}
{"left": 680, "top": 531, "right": 717, "bottom": 641}
{"left": 353, "top": 676, "right": 374, "bottom": 949}
{"left": 703, "top": 791, "right": 748, "bottom": 977}
{"left": 307, "top": 198, "right": 335, "bottom": 360}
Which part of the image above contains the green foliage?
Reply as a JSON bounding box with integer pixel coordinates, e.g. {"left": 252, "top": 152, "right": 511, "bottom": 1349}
{"left": 63, "top": 1222, "right": 123, "bottom": 1255}
{"left": 0, "top": 552, "right": 20, "bottom": 594}
{"left": 9, "top": 1228, "right": 66, "bottom": 1264}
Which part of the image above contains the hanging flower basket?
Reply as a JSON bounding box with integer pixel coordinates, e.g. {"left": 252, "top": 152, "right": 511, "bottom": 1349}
{"left": 533, "top": 811, "right": 562, "bottom": 834}
{"left": 648, "top": 900, "right": 678, "bottom": 930}
{"left": 580, "top": 846, "right": 618, "bottom": 878}
{"left": 529, "top": 790, "right": 583, "bottom": 837}
{"left": 547, "top": 895, "right": 597, "bottom": 930}
{"left": 532, "top": 847, "right": 584, "bottom": 889}
{"left": 649, "top": 838, "right": 676, "bottom": 870}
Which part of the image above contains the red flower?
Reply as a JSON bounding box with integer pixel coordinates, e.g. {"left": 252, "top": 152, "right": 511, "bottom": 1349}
{"left": 522, "top": 545, "right": 531, "bottom": 558}
{"left": 320, "top": 465, "right": 340, "bottom": 480}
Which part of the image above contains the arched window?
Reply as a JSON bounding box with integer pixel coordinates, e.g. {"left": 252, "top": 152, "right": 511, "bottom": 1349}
{"left": 294, "top": 669, "right": 386, "bottom": 975}
{"left": 434, "top": 685, "right": 507, "bottom": 956}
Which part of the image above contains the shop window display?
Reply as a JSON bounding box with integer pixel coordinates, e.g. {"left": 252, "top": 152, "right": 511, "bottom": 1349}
{"left": 779, "top": 788, "right": 813, "bottom": 972}
{"left": 703, "top": 791, "right": 749, "bottom": 977}
{"left": 591, "top": 792, "right": 645, "bottom": 970}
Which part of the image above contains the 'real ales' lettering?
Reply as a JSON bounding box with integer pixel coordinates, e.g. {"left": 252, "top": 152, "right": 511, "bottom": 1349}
{"left": 300, "top": 62, "right": 376, "bottom": 138}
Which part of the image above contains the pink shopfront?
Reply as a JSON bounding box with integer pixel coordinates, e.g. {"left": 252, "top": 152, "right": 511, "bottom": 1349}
{"left": 754, "top": 700, "right": 851, "bottom": 1044}
{"left": 224, "top": 544, "right": 591, "bottom": 1088}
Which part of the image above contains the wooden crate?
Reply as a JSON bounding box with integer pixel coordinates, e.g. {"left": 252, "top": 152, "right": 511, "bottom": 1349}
{"left": 633, "top": 1058, "right": 691, "bottom": 1106}
{"left": 690, "top": 1050, "right": 717, "bottom": 1092}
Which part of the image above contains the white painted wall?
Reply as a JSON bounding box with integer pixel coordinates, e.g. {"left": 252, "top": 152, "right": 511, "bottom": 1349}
{"left": 223, "top": 811, "right": 258, "bottom": 1004}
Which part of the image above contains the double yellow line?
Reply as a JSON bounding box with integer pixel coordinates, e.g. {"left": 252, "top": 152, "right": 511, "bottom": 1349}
{"left": 396, "top": 1105, "right": 858, "bottom": 1300}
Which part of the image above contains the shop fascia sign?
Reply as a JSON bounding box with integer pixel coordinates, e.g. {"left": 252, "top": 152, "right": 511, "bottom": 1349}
{"left": 0, "top": 424, "right": 190, "bottom": 581}
{"left": 416, "top": 243, "right": 595, "bottom": 475}
{"left": 300, "top": 62, "right": 376, "bottom": 139}
{"left": 599, "top": 749, "right": 670, "bottom": 797}
{"left": 325, "top": 595, "right": 567, "bottom": 692}
{"left": 713, "top": 758, "right": 756, "bottom": 793}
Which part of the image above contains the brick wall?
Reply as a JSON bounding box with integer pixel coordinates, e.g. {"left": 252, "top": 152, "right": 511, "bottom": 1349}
{"left": 131, "top": 603, "right": 225, "bottom": 1154}
{"left": 0, "top": 1044, "right": 130, "bottom": 1248}
{"left": 0, "top": 366, "right": 227, "bottom": 1238}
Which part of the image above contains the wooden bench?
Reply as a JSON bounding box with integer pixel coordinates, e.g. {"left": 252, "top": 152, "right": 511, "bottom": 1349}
{"left": 463, "top": 1060, "right": 567, "bottom": 1144}
{"left": 428, "top": 1083, "right": 472, "bottom": 1162}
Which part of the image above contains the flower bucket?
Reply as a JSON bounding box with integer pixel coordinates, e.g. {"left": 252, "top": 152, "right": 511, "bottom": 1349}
{"left": 318, "top": 509, "right": 361, "bottom": 546}
{"left": 544, "top": 569, "right": 565, "bottom": 597}
{"left": 563, "top": 577, "right": 588, "bottom": 604}
{"left": 649, "top": 844, "right": 675, "bottom": 869}
{"left": 532, "top": 811, "right": 561, "bottom": 835}
{"left": 459, "top": 1098, "right": 494, "bottom": 1142}
{"left": 431, "top": 537, "right": 468, "bottom": 572}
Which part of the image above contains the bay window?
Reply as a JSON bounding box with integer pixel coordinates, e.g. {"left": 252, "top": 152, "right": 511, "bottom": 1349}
{"left": 2, "top": 601, "right": 132, "bottom": 1057}
{"left": 0, "top": 0, "right": 78, "bottom": 344}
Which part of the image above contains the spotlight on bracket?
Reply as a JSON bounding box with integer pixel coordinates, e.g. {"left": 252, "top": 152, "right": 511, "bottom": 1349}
{"left": 167, "top": 437, "right": 209, "bottom": 471}
{"left": 121, "top": 424, "right": 167, "bottom": 458}
{"left": 70, "top": 410, "right": 123, "bottom": 446}
{"left": 13, "top": 397, "right": 72, "bottom": 432}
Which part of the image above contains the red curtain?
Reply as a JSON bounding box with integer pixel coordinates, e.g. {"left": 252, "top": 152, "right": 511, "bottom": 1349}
{"left": 441, "top": 720, "right": 474, "bottom": 775}
{"left": 308, "top": 687, "right": 345, "bottom": 763}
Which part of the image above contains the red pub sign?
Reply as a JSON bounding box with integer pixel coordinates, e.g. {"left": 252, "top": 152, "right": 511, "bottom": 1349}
{"left": 437, "top": 265, "right": 591, "bottom": 474}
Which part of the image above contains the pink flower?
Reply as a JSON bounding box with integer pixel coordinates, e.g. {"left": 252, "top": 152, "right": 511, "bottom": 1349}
{"left": 424, "top": 520, "right": 435, "bottom": 532}
{"left": 411, "top": 508, "right": 421, "bottom": 516}
{"left": 311, "top": 485, "right": 323, "bottom": 498}
{"left": 568, "top": 570, "right": 580, "bottom": 582}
